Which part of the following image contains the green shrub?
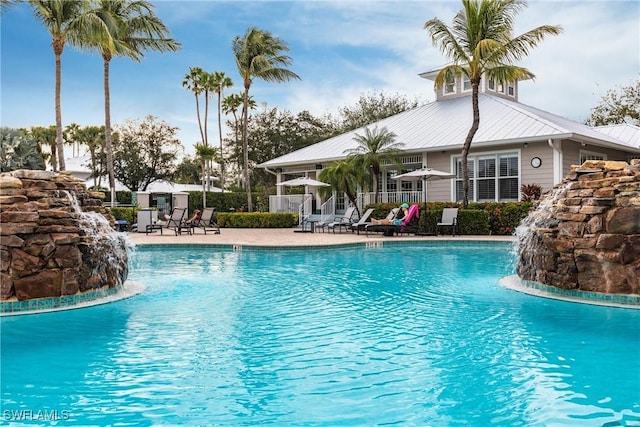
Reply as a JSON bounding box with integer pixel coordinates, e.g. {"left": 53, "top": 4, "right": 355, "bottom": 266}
{"left": 109, "top": 206, "right": 138, "bottom": 224}
{"left": 100, "top": 191, "right": 133, "bottom": 205}
{"left": 469, "top": 202, "right": 533, "bottom": 235}
{"left": 217, "top": 212, "right": 297, "bottom": 228}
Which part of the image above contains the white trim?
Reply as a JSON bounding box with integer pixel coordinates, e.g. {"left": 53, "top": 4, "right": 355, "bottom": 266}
{"left": 548, "top": 139, "right": 563, "bottom": 185}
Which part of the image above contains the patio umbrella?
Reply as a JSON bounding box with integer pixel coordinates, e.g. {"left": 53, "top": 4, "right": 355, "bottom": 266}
{"left": 276, "top": 177, "right": 330, "bottom": 187}
{"left": 392, "top": 168, "right": 455, "bottom": 235}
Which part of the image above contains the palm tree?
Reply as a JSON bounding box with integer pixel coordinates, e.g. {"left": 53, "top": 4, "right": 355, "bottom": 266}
{"left": 222, "top": 92, "right": 256, "bottom": 178}
{"left": 29, "top": 125, "right": 57, "bottom": 171}
{"left": 318, "top": 158, "right": 367, "bottom": 216}
{"left": 424, "top": 0, "right": 562, "bottom": 207}
{"left": 28, "top": 0, "right": 93, "bottom": 171}
{"left": 232, "top": 26, "right": 300, "bottom": 211}
{"left": 344, "top": 126, "right": 404, "bottom": 203}
{"left": 84, "top": 0, "right": 180, "bottom": 205}
{"left": 210, "top": 71, "right": 234, "bottom": 191}
{"left": 195, "top": 143, "right": 218, "bottom": 208}
{"left": 182, "top": 66, "right": 207, "bottom": 145}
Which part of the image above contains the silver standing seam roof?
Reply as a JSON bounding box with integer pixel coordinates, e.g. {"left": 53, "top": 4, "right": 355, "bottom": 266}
{"left": 259, "top": 94, "right": 640, "bottom": 168}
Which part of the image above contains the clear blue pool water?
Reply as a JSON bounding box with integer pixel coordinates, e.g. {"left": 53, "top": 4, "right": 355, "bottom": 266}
{"left": 1, "top": 242, "right": 639, "bottom": 426}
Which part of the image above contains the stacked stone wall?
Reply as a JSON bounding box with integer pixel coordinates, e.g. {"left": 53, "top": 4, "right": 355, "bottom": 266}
{"left": 0, "top": 170, "right": 128, "bottom": 301}
{"left": 517, "top": 160, "right": 640, "bottom": 294}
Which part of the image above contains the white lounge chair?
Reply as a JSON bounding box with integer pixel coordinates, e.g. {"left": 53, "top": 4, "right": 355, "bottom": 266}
{"left": 324, "top": 206, "right": 357, "bottom": 233}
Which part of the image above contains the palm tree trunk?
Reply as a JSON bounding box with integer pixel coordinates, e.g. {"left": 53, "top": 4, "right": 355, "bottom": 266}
{"left": 242, "top": 86, "right": 252, "bottom": 212}
{"left": 195, "top": 94, "right": 205, "bottom": 145}
{"left": 204, "top": 90, "right": 211, "bottom": 191}
{"left": 217, "top": 93, "right": 225, "bottom": 191}
{"left": 461, "top": 81, "right": 481, "bottom": 208}
{"left": 201, "top": 158, "right": 207, "bottom": 208}
{"left": 54, "top": 40, "right": 66, "bottom": 171}
{"left": 103, "top": 55, "right": 116, "bottom": 206}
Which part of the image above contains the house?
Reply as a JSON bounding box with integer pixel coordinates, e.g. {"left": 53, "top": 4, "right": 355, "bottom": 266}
{"left": 259, "top": 67, "right": 640, "bottom": 213}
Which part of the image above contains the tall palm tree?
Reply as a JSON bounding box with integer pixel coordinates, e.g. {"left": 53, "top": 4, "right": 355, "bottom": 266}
{"left": 424, "top": 0, "right": 562, "bottom": 207}
{"left": 28, "top": 0, "right": 92, "bottom": 171}
{"left": 84, "top": 0, "right": 180, "bottom": 205}
{"left": 195, "top": 143, "right": 218, "bottom": 208}
{"left": 210, "top": 71, "right": 234, "bottom": 191}
{"left": 182, "top": 66, "right": 207, "bottom": 145}
{"left": 318, "top": 158, "right": 367, "bottom": 216}
{"left": 344, "top": 126, "right": 404, "bottom": 203}
{"left": 232, "top": 26, "right": 300, "bottom": 212}
{"left": 222, "top": 93, "right": 256, "bottom": 178}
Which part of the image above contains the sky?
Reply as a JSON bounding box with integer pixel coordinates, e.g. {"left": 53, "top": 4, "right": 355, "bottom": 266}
{"left": 1, "top": 0, "right": 639, "bottom": 158}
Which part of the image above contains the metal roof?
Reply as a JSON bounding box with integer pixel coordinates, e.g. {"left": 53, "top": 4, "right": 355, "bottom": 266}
{"left": 260, "top": 94, "right": 640, "bottom": 168}
{"left": 592, "top": 123, "right": 640, "bottom": 149}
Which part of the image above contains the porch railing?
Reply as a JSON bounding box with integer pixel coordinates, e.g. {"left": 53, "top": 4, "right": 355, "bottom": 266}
{"left": 356, "top": 191, "right": 422, "bottom": 209}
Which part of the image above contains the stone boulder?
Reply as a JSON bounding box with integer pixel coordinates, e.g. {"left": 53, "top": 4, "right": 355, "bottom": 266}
{"left": 517, "top": 160, "right": 640, "bottom": 294}
{"left": 0, "top": 170, "right": 128, "bottom": 301}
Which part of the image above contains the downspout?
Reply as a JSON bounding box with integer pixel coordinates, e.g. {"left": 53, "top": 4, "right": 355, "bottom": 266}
{"left": 547, "top": 139, "right": 563, "bottom": 185}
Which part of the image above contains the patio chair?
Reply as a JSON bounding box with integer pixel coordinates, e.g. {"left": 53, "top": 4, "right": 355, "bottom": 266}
{"left": 436, "top": 208, "right": 458, "bottom": 236}
{"left": 190, "top": 207, "right": 221, "bottom": 235}
{"left": 349, "top": 208, "right": 375, "bottom": 235}
{"left": 324, "top": 206, "right": 357, "bottom": 233}
{"left": 148, "top": 207, "right": 187, "bottom": 235}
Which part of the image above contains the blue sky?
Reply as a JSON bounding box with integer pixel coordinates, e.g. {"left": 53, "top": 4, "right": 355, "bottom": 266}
{"left": 1, "top": 1, "right": 639, "bottom": 158}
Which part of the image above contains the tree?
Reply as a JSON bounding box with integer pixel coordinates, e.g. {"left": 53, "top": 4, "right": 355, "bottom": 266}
{"left": 338, "top": 90, "right": 421, "bottom": 133}
{"left": 586, "top": 80, "right": 640, "bottom": 126}
{"left": 28, "top": 0, "right": 93, "bottom": 171}
{"left": 1, "top": 127, "right": 45, "bottom": 172}
{"left": 113, "top": 116, "right": 182, "bottom": 191}
{"left": 232, "top": 26, "right": 300, "bottom": 211}
{"left": 424, "top": 0, "right": 562, "bottom": 207}
{"left": 172, "top": 155, "right": 201, "bottom": 184}
{"left": 222, "top": 92, "right": 255, "bottom": 186}
{"left": 318, "top": 158, "right": 366, "bottom": 216}
{"left": 29, "top": 125, "right": 57, "bottom": 171}
{"left": 344, "top": 126, "right": 404, "bottom": 203}
{"left": 182, "top": 66, "right": 207, "bottom": 144}
{"left": 240, "top": 106, "right": 336, "bottom": 190}
{"left": 84, "top": 0, "right": 180, "bottom": 204}
{"left": 194, "top": 143, "right": 218, "bottom": 208}
{"left": 210, "top": 70, "right": 234, "bottom": 190}
{"left": 72, "top": 125, "right": 107, "bottom": 188}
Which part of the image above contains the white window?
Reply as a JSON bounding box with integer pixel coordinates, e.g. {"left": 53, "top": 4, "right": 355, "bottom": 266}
{"left": 455, "top": 152, "right": 520, "bottom": 202}
{"left": 507, "top": 82, "right": 515, "bottom": 97}
{"left": 444, "top": 75, "right": 456, "bottom": 95}
{"left": 487, "top": 79, "right": 496, "bottom": 91}
{"left": 579, "top": 150, "right": 607, "bottom": 164}
{"left": 463, "top": 75, "right": 471, "bottom": 92}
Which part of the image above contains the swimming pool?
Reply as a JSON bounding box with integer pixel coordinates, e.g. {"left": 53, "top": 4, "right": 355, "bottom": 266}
{"left": 1, "top": 242, "right": 639, "bottom": 425}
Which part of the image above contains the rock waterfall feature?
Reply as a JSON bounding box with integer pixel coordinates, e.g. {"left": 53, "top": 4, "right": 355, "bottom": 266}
{"left": 516, "top": 160, "right": 640, "bottom": 295}
{"left": 0, "top": 170, "right": 128, "bottom": 302}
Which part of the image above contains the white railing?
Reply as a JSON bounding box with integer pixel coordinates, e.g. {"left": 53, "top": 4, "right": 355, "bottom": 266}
{"left": 299, "top": 195, "right": 313, "bottom": 225}
{"left": 357, "top": 191, "right": 422, "bottom": 207}
{"left": 319, "top": 195, "right": 335, "bottom": 223}
{"left": 269, "top": 194, "right": 305, "bottom": 214}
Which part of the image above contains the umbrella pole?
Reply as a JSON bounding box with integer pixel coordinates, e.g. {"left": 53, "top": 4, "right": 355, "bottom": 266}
{"left": 416, "top": 177, "right": 429, "bottom": 236}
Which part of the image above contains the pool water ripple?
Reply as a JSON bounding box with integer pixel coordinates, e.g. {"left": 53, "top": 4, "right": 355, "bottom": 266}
{"left": 2, "top": 243, "right": 639, "bottom": 426}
